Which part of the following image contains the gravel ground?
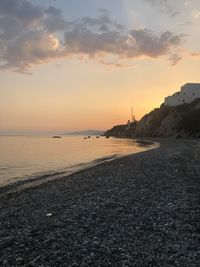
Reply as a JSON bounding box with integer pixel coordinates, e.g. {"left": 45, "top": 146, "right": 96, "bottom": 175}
{"left": 0, "top": 139, "right": 200, "bottom": 267}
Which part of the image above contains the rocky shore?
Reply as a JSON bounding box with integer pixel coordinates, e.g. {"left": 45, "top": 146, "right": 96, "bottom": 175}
{"left": 0, "top": 139, "right": 200, "bottom": 266}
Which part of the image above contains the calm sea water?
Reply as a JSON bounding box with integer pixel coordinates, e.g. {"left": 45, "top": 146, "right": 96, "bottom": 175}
{"left": 0, "top": 135, "right": 153, "bottom": 189}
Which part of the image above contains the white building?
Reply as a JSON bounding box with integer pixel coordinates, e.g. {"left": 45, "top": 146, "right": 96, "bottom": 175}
{"left": 164, "top": 83, "right": 200, "bottom": 106}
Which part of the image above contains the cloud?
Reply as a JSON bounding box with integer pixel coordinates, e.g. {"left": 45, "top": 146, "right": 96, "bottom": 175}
{"left": 168, "top": 53, "right": 182, "bottom": 65}
{"left": 2, "top": 31, "right": 65, "bottom": 73}
{"left": 99, "top": 59, "right": 131, "bottom": 68}
{"left": 144, "top": 0, "right": 179, "bottom": 17}
{"left": 63, "top": 27, "right": 183, "bottom": 62}
{"left": 0, "top": 0, "right": 185, "bottom": 72}
{"left": 191, "top": 52, "right": 200, "bottom": 57}
{"left": 0, "top": 0, "right": 67, "bottom": 72}
{"left": 129, "top": 30, "right": 183, "bottom": 58}
{"left": 0, "top": 0, "right": 43, "bottom": 23}
{"left": 191, "top": 9, "right": 200, "bottom": 20}
{"left": 43, "top": 6, "right": 69, "bottom": 32}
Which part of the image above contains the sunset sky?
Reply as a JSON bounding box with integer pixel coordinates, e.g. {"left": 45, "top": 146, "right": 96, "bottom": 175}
{"left": 1, "top": 0, "right": 200, "bottom": 134}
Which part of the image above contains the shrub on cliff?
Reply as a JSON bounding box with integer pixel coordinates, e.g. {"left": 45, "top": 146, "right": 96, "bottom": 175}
{"left": 177, "top": 109, "right": 200, "bottom": 134}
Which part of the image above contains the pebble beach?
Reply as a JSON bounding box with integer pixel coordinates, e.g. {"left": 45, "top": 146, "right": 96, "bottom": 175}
{"left": 0, "top": 139, "right": 200, "bottom": 266}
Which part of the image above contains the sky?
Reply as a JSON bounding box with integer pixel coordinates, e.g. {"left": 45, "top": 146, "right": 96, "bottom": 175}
{"left": 0, "top": 0, "right": 200, "bottom": 133}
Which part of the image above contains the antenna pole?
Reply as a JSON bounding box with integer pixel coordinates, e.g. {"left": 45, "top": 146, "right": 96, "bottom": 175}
{"left": 131, "top": 107, "right": 133, "bottom": 123}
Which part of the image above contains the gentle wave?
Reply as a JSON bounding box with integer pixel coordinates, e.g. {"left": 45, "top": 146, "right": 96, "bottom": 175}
{"left": 0, "top": 136, "right": 157, "bottom": 196}
{"left": 0, "top": 153, "right": 122, "bottom": 196}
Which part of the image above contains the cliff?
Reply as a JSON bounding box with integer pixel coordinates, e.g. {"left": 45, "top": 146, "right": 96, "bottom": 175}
{"left": 105, "top": 98, "right": 200, "bottom": 138}
{"left": 104, "top": 123, "right": 137, "bottom": 138}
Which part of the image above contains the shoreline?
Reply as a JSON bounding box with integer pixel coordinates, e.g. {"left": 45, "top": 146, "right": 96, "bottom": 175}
{"left": 0, "top": 139, "right": 200, "bottom": 266}
{"left": 0, "top": 138, "right": 157, "bottom": 197}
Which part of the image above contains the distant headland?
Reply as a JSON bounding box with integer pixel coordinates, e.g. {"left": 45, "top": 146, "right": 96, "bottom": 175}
{"left": 64, "top": 130, "right": 105, "bottom": 136}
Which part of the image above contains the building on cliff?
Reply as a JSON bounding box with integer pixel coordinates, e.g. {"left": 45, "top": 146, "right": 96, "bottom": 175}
{"left": 164, "top": 83, "right": 200, "bottom": 106}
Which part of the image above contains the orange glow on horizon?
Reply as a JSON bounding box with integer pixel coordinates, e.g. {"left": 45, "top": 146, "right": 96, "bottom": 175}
{"left": 1, "top": 57, "right": 200, "bottom": 133}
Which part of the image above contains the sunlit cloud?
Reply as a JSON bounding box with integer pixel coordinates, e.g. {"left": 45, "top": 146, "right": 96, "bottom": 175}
{"left": 0, "top": 0, "right": 186, "bottom": 73}
{"left": 191, "top": 52, "right": 200, "bottom": 57}
{"left": 191, "top": 9, "right": 200, "bottom": 19}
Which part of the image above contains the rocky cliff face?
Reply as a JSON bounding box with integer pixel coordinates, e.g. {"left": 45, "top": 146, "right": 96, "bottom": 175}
{"left": 105, "top": 98, "right": 200, "bottom": 138}
{"left": 104, "top": 123, "right": 137, "bottom": 137}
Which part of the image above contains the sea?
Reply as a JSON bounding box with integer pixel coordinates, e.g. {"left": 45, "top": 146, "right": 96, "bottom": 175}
{"left": 0, "top": 135, "right": 155, "bottom": 193}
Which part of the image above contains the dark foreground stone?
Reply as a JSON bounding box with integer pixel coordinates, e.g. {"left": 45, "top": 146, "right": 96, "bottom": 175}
{"left": 0, "top": 139, "right": 200, "bottom": 266}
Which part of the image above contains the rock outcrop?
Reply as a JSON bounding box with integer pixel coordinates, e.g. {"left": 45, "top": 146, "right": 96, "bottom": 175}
{"left": 105, "top": 98, "right": 200, "bottom": 138}
{"left": 104, "top": 123, "right": 137, "bottom": 138}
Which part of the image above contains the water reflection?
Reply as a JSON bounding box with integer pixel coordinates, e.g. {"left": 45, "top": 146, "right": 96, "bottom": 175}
{"left": 0, "top": 135, "right": 155, "bottom": 187}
